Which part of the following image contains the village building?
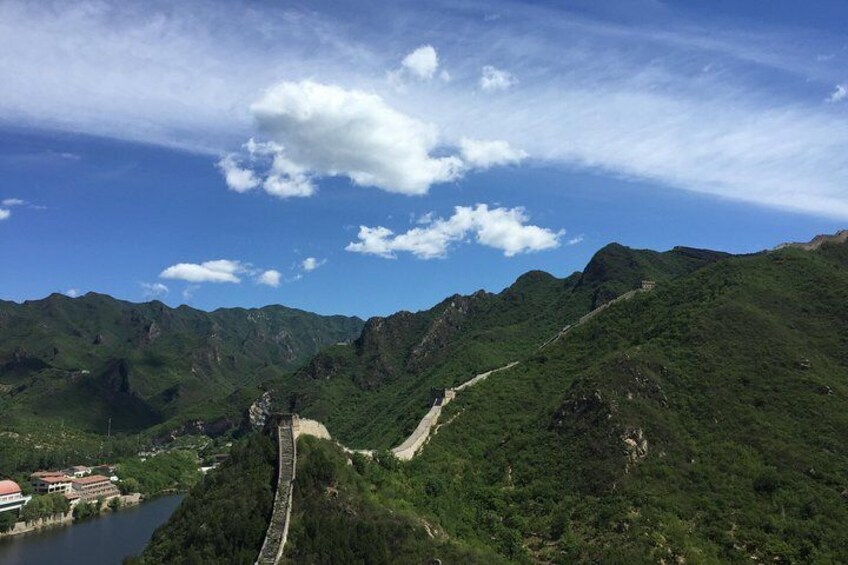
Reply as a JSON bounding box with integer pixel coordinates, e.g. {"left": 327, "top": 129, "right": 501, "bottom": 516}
{"left": 30, "top": 472, "right": 73, "bottom": 495}
{"left": 641, "top": 280, "right": 657, "bottom": 291}
{"left": 0, "top": 480, "right": 31, "bottom": 515}
{"left": 91, "top": 464, "right": 116, "bottom": 476}
{"left": 71, "top": 475, "right": 120, "bottom": 502}
{"left": 62, "top": 465, "right": 91, "bottom": 479}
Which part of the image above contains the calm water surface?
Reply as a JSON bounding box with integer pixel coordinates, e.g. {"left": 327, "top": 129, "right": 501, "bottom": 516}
{"left": 0, "top": 495, "right": 183, "bottom": 565}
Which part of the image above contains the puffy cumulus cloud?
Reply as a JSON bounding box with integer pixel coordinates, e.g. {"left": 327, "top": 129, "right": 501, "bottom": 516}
{"left": 460, "top": 138, "right": 527, "bottom": 169}
{"left": 301, "top": 257, "right": 326, "bottom": 271}
{"left": 249, "top": 81, "right": 463, "bottom": 195}
{"left": 257, "top": 269, "right": 281, "bottom": 287}
{"left": 480, "top": 65, "right": 517, "bottom": 91}
{"left": 141, "top": 282, "right": 169, "bottom": 298}
{"left": 160, "top": 259, "right": 246, "bottom": 283}
{"left": 346, "top": 204, "right": 563, "bottom": 259}
{"left": 220, "top": 81, "right": 526, "bottom": 198}
{"left": 0, "top": 209, "right": 9, "bottom": 221}
{"left": 217, "top": 155, "right": 260, "bottom": 193}
{"left": 65, "top": 288, "right": 80, "bottom": 298}
{"left": 388, "top": 45, "right": 448, "bottom": 90}
{"left": 402, "top": 45, "right": 439, "bottom": 80}
{"left": 828, "top": 83, "right": 848, "bottom": 103}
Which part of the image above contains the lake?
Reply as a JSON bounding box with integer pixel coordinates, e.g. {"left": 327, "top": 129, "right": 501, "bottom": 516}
{"left": 0, "top": 495, "right": 183, "bottom": 565}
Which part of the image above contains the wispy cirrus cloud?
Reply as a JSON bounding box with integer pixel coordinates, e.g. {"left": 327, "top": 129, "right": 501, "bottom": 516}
{"left": 140, "top": 282, "right": 169, "bottom": 298}
{"left": 827, "top": 83, "right": 847, "bottom": 103}
{"left": 480, "top": 65, "right": 517, "bottom": 91}
{"left": 2, "top": 1, "right": 848, "bottom": 217}
{"left": 160, "top": 259, "right": 247, "bottom": 283}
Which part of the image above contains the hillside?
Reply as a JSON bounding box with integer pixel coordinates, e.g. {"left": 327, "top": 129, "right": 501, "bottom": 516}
{"left": 139, "top": 235, "right": 848, "bottom": 562}
{"left": 0, "top": 293, "right": 363, "bottom": 435}
{"left": 357, "top": 238, "right": 848, "bottom": 562}
{"left": 273, "top": 244, "right": 727, "bottom": 449}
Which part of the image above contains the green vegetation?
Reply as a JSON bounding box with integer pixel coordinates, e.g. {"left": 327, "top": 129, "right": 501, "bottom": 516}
{"left": 337, "top": 241, "right": 848, "bottom": 562}
{"left": 8, "top": 235, "right": 848, "bottom": 562}
{"left": 0, "top": 292, "right": 362, "bottom": 437}
{"left": 134, "top": 432, "right": 277, "bottom": 565}
{"left": 73, "top": 500, "right": 102, "bottom": 521}
{"left": 0, "top": 512, "right": 16, "bottom": 533}
{"left": 0, "top": 426, "right": 142, "bottom": 477}
{"left": 117, "top": 451, "right": 201, "bottom": 497}
{"left": 278, "top": 245, "right": 726, "bottom": 450}
{"left": 283, "top": 436, "right": 506, "bottom": 564}
{"left": 20, "top": 493, "right": 70, "bottom": 522}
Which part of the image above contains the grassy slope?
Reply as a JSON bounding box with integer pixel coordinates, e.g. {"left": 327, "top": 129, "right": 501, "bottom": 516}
{"left": 0, "top": 293, "right": 363, "bottom": 434}
{"left": 360, "top": 243, "right": 848, "bottom": 563}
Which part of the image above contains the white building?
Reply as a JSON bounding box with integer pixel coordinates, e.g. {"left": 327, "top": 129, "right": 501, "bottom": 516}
{"left": 0, "top": 480, "right": 31, "bottom": 515}
{"left": 30, "top": 472, "right": 73, "bottom": 494}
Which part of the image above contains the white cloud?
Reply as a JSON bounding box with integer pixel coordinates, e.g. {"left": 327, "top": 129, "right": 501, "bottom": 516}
{"left": 480, "top": 65, "right": 517, "bottom": 91}
{"left": 4, "top": 1, "right": 848, "bottom": 218}
{"left": 218, "top": 155, "right": 260, "bottom": 193}
{"left": 827, "top": 83, "right": 847, "bottom": 103}
{"left": 460, "top": 138, "right": 527, "bottom": 168}
{"left": 65, "top": 288, "right": 80, "bottom": 298}
{"left": 141, "top": 282, "right": 169, "bottom": 298}
{"left": 0, "top": 209, "right": 9, "bottom": 221}
{"left": 402, "top": 45, "right": 439, "bottom": 80}
{"left": 160, "top": 259, "right": 246, "bottom": 283}
{"left": 182, "top": 285, "right": 199, "bottom": 301}
{"left": 346, "top": 204, "right": 563, "bottom": 259}
{"left": 222, "top": 81, "right": 525, "bottom": 197}
{"left": 256, "top": 269, "right": 281, "bottom": 287}
{"left": 566, "top": 235, "right": 584, "bottom": 245}
{"left": 2, "top": 198, "right": 25, "bottom": 206}
{"left": 234, "top": 81, "right": 465, "bottom": 195}
{"left": 301, "top": 257, "right": 326, "bottom": 271}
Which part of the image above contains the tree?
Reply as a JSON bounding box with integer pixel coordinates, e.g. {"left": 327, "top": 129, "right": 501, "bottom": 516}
{"left": 0, "top": 512, "right": 17, "bottom": 533}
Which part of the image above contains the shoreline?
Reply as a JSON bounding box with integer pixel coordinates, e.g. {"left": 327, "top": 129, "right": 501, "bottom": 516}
{"left": 0, "top": 493, "right": 143, "bottom": 540}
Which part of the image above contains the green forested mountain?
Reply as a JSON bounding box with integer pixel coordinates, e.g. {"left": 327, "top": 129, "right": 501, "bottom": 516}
{"left": 144, "top": 234, "right": 848, "bottom": 564}
{"left": 276, "top": 244, "right": 727, "bottom": 448}
{"left": 0, "top": 293, "right": 363, "bottom": 435}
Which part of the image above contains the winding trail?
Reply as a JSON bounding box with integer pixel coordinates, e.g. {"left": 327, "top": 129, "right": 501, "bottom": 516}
{"left": 255, "top": 285, "right": 653, "bottom": 564}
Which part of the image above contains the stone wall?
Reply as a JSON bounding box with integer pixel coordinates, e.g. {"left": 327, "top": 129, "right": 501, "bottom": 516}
{"left": 293, "top": 417, "right": 332, "bottom": 440}
{"left": 0, "top": 511, "right": 73, "bottom": 538}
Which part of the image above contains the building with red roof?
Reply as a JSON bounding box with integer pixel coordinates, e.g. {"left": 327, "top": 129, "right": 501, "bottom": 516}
{"left": 0, "top": 480, "right": 31, "bottom": 515}
{"left": 30, "top": 472, "right": 73, "bottom": 494}
{"left": 71, "top": 475, "right": 120, "bottom": 502}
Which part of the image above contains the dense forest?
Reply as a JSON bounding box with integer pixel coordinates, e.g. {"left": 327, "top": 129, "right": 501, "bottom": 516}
{"left": 132, "top": 432, "right": 277, "bottom": 564}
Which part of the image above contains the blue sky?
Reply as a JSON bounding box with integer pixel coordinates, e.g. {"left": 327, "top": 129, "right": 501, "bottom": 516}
{"left": 1, "top": 0, "right": 847, "bottom": 318}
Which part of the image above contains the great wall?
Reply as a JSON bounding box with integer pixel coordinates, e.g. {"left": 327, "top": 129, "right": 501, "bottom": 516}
{"left": 255, "top": 283, "right": 655, "bottom": 564}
